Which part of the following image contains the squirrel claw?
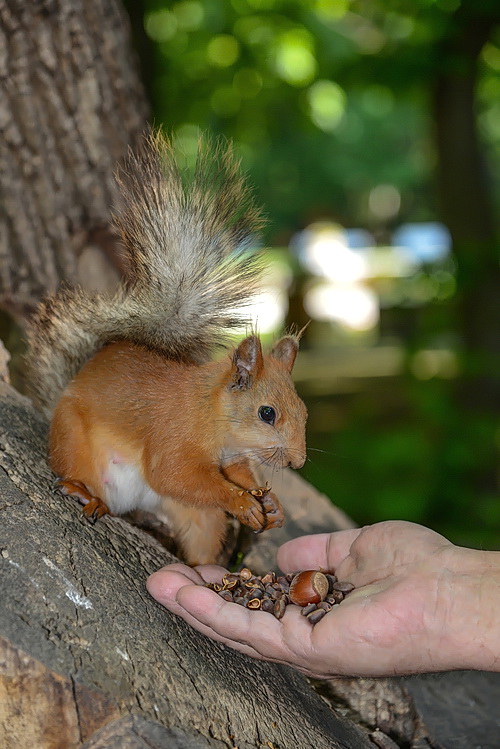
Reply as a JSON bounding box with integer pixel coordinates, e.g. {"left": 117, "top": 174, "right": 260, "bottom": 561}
{"left": 251, "top": 489, "right": 285, "bottom": 530}
{"left": 232, "top": 496, "right": 266, "bottom": 532}
{"left": 55, "top": 479, "right": 110, "bottom": 523}
{"left": 264, "top": 516, "right": 284, "bottom": 530}
{"left": 82, "top": 498, "right": 111, "bottom": 523}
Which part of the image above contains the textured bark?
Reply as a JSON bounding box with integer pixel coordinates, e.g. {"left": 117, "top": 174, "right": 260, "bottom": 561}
{"left": 0, "top": 0, "right": 149, "bottom": 315}
{"left": 0, "top": 379, "right": 376, "bottom": 749}
{"left": 1, "top": 376, "right": 500, "bottom": 749}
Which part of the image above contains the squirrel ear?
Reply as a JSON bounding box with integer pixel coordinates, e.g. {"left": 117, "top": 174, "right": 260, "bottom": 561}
{"left": 231, "top": 335, "right": 263, "bottom": 390}
{"left": 270, "top": 336, "right": 299, "bottom": 373}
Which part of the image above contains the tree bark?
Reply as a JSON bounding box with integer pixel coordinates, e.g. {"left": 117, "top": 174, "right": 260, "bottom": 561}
{"left": 433, "top": 3, "right": 500, "bottom": 407}
{"left": 1, "top": 366, "right": 500, "bottom": 749}
{"left": 0, "top": 375, "right": 378, "bottom": 749}
{"left": 0, "top": 0, "right": 148, "bottom": 316}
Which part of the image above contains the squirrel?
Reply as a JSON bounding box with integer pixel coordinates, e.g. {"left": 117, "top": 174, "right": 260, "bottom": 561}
{"left": 25, "top": 130, "right": 308, "bottom": 566}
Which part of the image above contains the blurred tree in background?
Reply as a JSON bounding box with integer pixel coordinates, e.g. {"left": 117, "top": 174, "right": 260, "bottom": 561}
{"left": 126, "top": 0, "right": 500, "bottom": 546}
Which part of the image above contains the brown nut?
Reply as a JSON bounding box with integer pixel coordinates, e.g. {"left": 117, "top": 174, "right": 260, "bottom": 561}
{"left": 261, "top": 573, "right": 275, "bottom": 585}
{"left": 247, "top": 598, "right": 262, "bottom": 609}
{"left": 325, "top": 573, "right": 337, "bottom": 593}
{"left": 307, "top": 608, "right": 326, "bottom": 625}
{"left": 273, "top": 598, "right": 287, "bottom": 620}
{"left": 222, "top": 573, "right": 239, "bottom": 589}
{"left": 301, "top": 603, "right": 318, "bottom": 616}
{"left": 261, "top": 598, "right": 275, "bottom": 614}
{"left": 333, "top": 581, "right": 355, "bottom": 594}
{"left": 325, "top": 593, "right": 340, "bottom": 605}
{"left": 247, "top": 588, "right": 264, "bottom": 600}
{"left": 317, "top": 601, "right": 332, "bottom": 612}
{"left": 289, "top": 570, "right": 329, "bottom": 607}
{"left": 244, "top": 578, "right": 264, "bottom": 590}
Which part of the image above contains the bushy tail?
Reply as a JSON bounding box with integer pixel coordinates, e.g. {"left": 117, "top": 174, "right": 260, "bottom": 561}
{"left": 26, "top": 130, "right": 264, "bottom": 414}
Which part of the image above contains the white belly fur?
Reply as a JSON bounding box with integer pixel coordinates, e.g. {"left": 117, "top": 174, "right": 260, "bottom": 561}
{"left": 102, "top": 460, "right": 162, "bottom": 515}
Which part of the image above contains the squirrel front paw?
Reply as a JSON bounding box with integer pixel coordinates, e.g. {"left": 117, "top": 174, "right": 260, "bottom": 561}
{"left": 230, "top": 493, "right": 267, "bottom": 533}
{"left": 251, "top": 488, "right": 284, "bottom": 531}
{"left": 230, "top": 487, "right": 284, "bottom": 533}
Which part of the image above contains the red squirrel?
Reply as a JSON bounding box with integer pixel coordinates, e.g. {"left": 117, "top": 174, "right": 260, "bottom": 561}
{"left": 26, "top": 131, "right": 307, "bottom": 566}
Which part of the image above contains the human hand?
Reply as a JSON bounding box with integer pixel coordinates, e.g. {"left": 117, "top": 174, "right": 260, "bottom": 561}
{"left": 147, "top": 521, "right": 500, "bottom": 677}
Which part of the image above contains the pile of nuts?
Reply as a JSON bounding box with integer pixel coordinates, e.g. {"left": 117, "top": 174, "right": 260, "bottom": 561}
{"left": 205, "top": 568, "right": 355, "bottom": 625}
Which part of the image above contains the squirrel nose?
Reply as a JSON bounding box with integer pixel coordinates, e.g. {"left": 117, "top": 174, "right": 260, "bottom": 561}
{"left": 288, "top": 455, "right": 306, "bottom": 470}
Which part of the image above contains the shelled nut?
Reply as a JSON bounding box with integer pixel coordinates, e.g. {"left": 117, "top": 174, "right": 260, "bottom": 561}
{"left": 204, "top": 566, "right": 355, "bottom": 625}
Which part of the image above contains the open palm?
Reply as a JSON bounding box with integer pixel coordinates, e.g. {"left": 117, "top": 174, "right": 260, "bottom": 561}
{"left": 147, "top": 521, "right": 493, "bottom": 677}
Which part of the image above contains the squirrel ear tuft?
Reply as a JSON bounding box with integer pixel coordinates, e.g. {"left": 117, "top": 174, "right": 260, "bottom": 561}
{"left": 231, "top": 335, "right": 263, "bottom": 390}
{"left": 270, "top": 336, "right": 299, "bottom": 373}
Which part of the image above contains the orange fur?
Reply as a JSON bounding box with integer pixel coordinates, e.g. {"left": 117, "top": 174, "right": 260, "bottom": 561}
{"left": 50, "top": 337, "right": 307, "bottom": 565}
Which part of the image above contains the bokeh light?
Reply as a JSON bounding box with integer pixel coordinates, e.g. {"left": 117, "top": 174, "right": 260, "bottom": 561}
{"left": 274, "top": 29, "right": 317, "bottom": 86}
{"left": 305, "top": 284, "right": 379, "bottom": 331}
{"left": 307, "top": 80, "right": 346, "bottom": 132}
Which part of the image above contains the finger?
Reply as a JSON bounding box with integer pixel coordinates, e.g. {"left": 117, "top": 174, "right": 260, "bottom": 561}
{"left": 149, "top": 563, "right": 206, "bottom": 586}
{"left": 277, "top": 529, "right": 362, "bottom": 574}
{"left": 147, "top": 567, "right": 202, "bottom": 613}
{"left": 149, "top": 572, "right": 359, "bottom": 678}
{"left": 148, "top": 569, "right": 299, "bottom": 664}
{"left": 278, "top": 603, "right": 319, "bottom": 663}
{"left": 147, "top": 570, "right": 273, "bottom": 660}
{"left": 193, "top": 564, "right": 231, "bottom": 583}
{"left": 147, "top": 563, "right": 230, "bottom": 601}
{"left": 175, "top": 584, "right": 296, "bottom": 663}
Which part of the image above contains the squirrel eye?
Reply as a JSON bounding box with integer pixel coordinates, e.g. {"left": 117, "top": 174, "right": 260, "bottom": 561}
{"left": 258, "top": 406, "right": 276, "bottom": 425}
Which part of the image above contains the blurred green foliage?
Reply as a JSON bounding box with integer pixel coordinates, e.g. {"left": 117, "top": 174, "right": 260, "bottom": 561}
{"left": 302, "top": 380, "right": 500, "bottom": 548}
{"left": 127, "top": 0, "right": 500, "bottom": 548}
{"left": 134, "top": 0, "right": 500, "bottom": 236}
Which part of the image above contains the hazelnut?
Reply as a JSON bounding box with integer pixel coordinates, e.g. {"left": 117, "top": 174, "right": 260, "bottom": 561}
{"left": 288, "top": 570, "right": 329, "bottom": 607}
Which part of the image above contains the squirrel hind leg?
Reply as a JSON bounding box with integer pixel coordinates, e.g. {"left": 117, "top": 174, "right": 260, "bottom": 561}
{"left": 158, "top": 499, "right": 227, "bottom": 566}
{"left": 56, "top": 479, "right": 111, "bottom": 524}
{"left": 50, "top": 397, "right": 111, "bottom": 523}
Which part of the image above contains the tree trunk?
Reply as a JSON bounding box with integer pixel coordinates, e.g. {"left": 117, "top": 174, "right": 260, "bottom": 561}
{"left": 0, "top": 360, "right": 494, "bottom": 749}
{"left": 0, "top": 0, "right": 148, "bottom": 316}
{"left": 430, "top": 2, "right": 500, "bottom": 518}
{"left": 0, "top": 372, "right": 382, "bottom": 749}
{"left": 1, "top": 356, "right": 500, "bottom": 748}
{"left": 433, "top": 4, "right": 500, "bottom": 408}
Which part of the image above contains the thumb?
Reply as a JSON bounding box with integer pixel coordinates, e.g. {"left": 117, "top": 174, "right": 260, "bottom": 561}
{"left": 277, "top": 529, "right": 362, "bottom": 574}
